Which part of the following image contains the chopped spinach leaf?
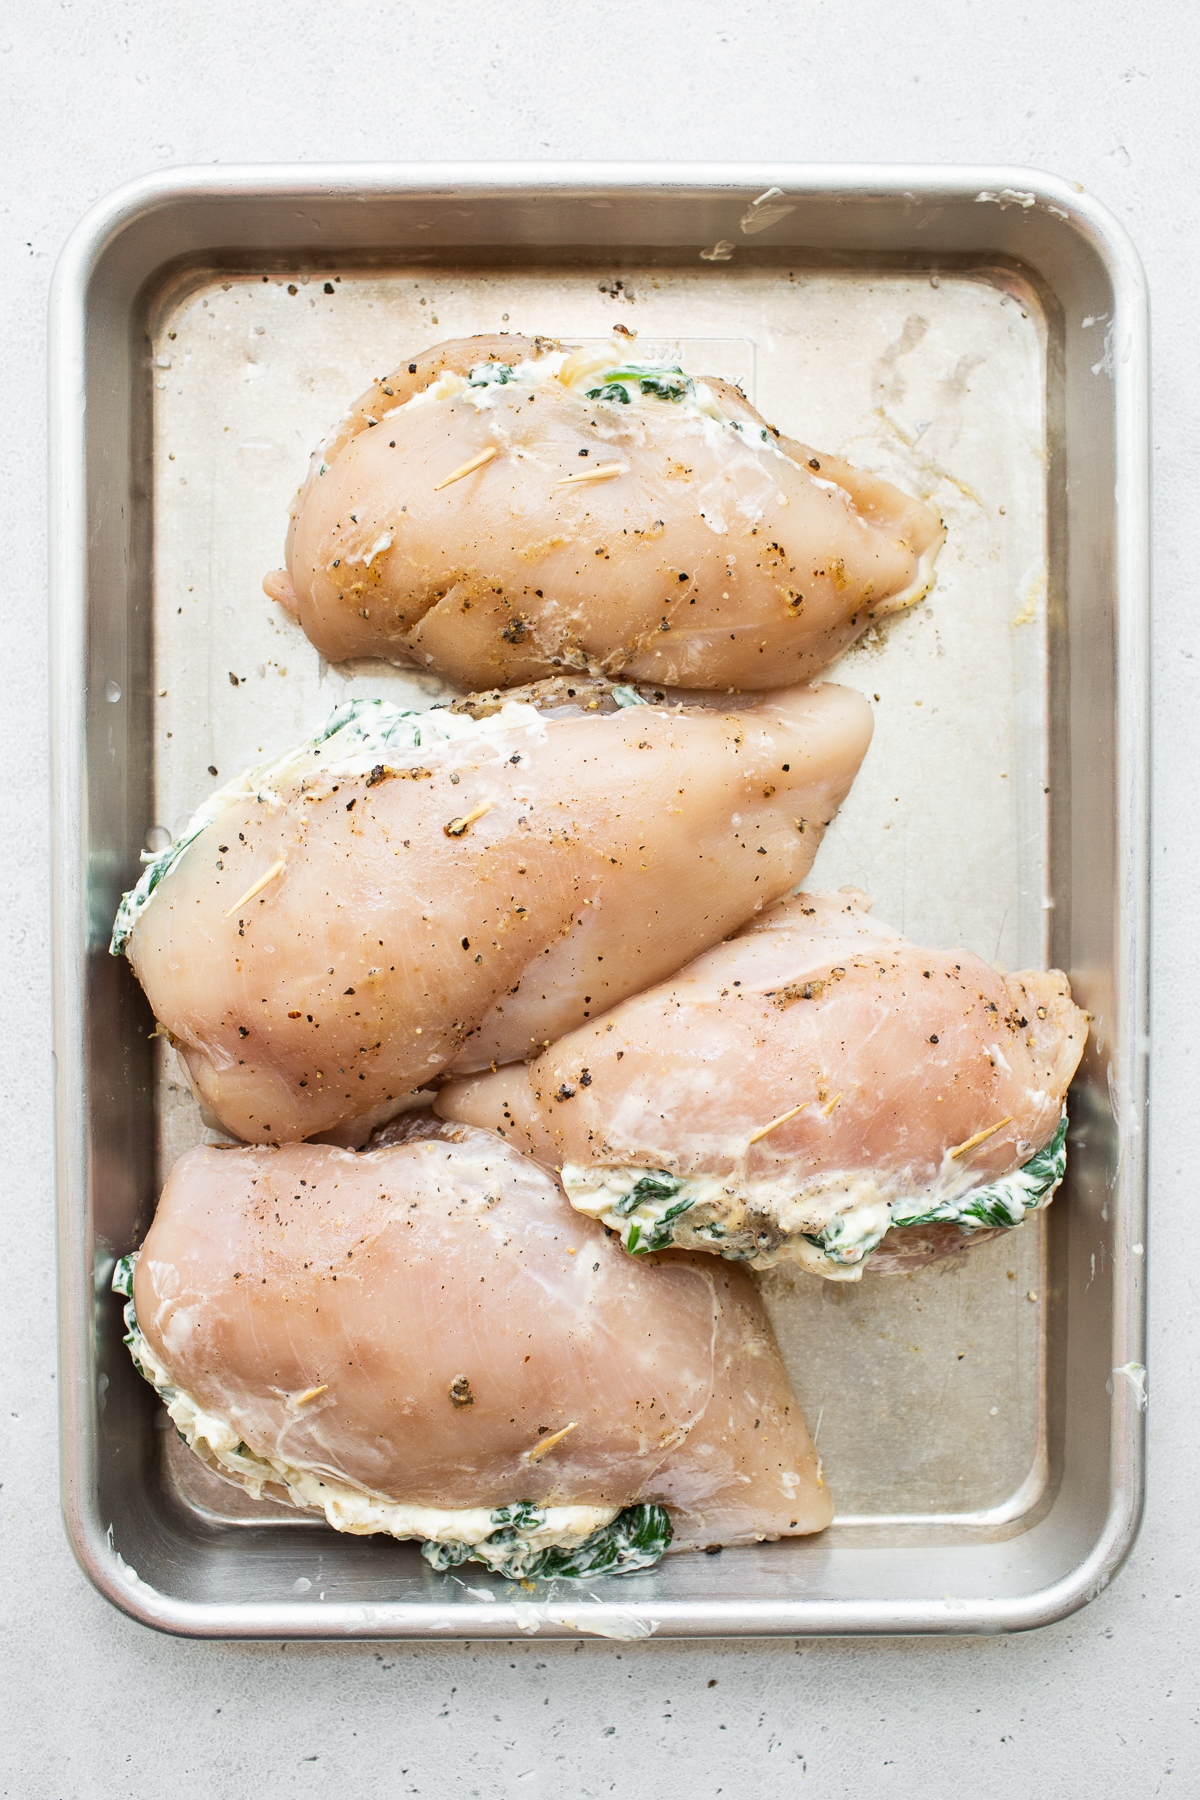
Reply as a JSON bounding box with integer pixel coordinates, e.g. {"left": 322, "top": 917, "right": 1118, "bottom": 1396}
{"left": 627, "top": 1196, "right": 696, "bottom": 1255}
{"left": 421, "top": 1538, "right": 476, "bottom": 1571}
{"left": 817, "top": 1113, "right": 1071, "bottom": 1264}
{"left": 421, "top": 1502, "right": 672, "bottom": 1581}
{"left": 467, "top": 362, "right": 514, "bottom": 387}
{"left": 585, "top": 365, "right": 692, "bottom": 407}
{"left": 110, "top": 826, "right": 205, "bottom": 955}
{"left": 612, "top": 1170, "right": 681, "bottom": 1217}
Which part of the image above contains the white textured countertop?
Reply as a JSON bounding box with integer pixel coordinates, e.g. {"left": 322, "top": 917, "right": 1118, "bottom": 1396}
{"left": 2, "top": 2, "right": 1195, "bottom": 1793}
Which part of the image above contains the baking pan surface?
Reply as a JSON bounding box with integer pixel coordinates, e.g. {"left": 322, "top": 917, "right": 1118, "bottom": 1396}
{"left": 50, "top": 164, "right": 1148, "bottom": 1638}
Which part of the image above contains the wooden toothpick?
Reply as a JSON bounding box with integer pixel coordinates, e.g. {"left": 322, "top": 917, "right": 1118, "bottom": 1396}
{"left": 444, "top": 799, "right": 493, "bottom": 838}
{"left": 747, "top": 1102, "right": 808, "bottom": 1145}
{"left": 290, "top": 1384, "right": 328, "bottom": 1408}
{"left": 555, "top": 463, "right": 627, "bottom": 486}
{"left": 949, "top": 1116, "right": 1014, "bottom": 1159}
{"left": 434, "top": 445, "right": 498, "bottom": 491}
{"left": 225, "top": 857, "right": 287, "bottom": 918}
{"left": 524, "top": 1422, "right": 577, "bottom": 1464}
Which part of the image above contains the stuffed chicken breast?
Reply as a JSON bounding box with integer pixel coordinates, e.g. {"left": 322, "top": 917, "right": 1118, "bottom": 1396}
{"left": 264, "top": 335, "right": 944, "bottom": 690}
{"left": 438, "top": 891, "right": 1088, "bottom": 1279}
{"left": 113, "top": 684, "right": 872, "bottom": 1145}
{"left": 115, "top": 1124, "right": 831, "bottom": 1578}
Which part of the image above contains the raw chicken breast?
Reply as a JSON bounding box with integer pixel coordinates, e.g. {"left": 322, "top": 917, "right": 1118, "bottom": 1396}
{"left": 264, "top": 335, "right": 944, "bottom": 690}
{"left": 119, "top": 1125, "right": 831, "bottom": 1576}
{"left": 115, "top": 684, "right": 872, "bottom": 1145}
{"left": 438, "top": 891, "right": 1088, "bottom": 1279}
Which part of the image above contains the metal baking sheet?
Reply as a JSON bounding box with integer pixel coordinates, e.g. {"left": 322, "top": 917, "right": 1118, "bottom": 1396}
{"left": 50, "top": 164, "right": 1149, "bottom": 1638}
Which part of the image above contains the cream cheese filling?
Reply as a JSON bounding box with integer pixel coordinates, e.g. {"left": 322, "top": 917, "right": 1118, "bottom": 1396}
{"left": 562, "top": 1112, "right": 1069, "bottom": 1280}
{"left": 386, "top": 341, "right": 806, "bottom": 474}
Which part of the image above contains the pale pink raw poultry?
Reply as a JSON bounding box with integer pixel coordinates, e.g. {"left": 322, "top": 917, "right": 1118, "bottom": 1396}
{"left": 438, "top": 891, "right": 1088, "bottom": 1277}
{"left": 120, "top": 685, "right": 871, "bottom": 1146}
{"left": 126, "top": 1126, "right": 831, "bottom": 1565}
{"left": 264, "top": 334, "right": 944, "bottom": 690}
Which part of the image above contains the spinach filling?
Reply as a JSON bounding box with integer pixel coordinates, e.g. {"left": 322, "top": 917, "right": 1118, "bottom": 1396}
{"left": 466, "top": 362, "right": 514, "bottom": 387}
{"left": 805, "top": 1108, "right": 1072, "bottom": 1267}
{"left": 891, "top": 1112, "right": 1068, "bottom": 1233}
{"left": 809, "top": 1112, "right": 1070, "bottom": 1265}
{"left": 112, "top": 1253, "right": 149, "bottom": 1375}
{"left": 110, "top": 828, "right": 206, "bottom": 956}
{"left": 585, "top": 365, "right": 692, "bottom": 405}
{"left": 421, "top": 1501, "right": 673, "bottom": 1581}
{"left": 606, "top": 1172, "right": 694, "bottom": 1254}
{"left": 597, "top": 1113, "right": 1070, "bottom": 1268}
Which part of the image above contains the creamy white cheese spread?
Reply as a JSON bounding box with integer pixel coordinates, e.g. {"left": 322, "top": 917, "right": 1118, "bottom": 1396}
{"left": 386, "top": 340, "right": 804, "bottom": 472}
{"left": 562, "top": 1113, "right": 1069, "bottom": 1280}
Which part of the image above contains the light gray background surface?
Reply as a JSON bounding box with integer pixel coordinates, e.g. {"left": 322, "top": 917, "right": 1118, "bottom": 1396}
{"left": 1, "top": 2, "right": 1193, "bottom": 1794}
